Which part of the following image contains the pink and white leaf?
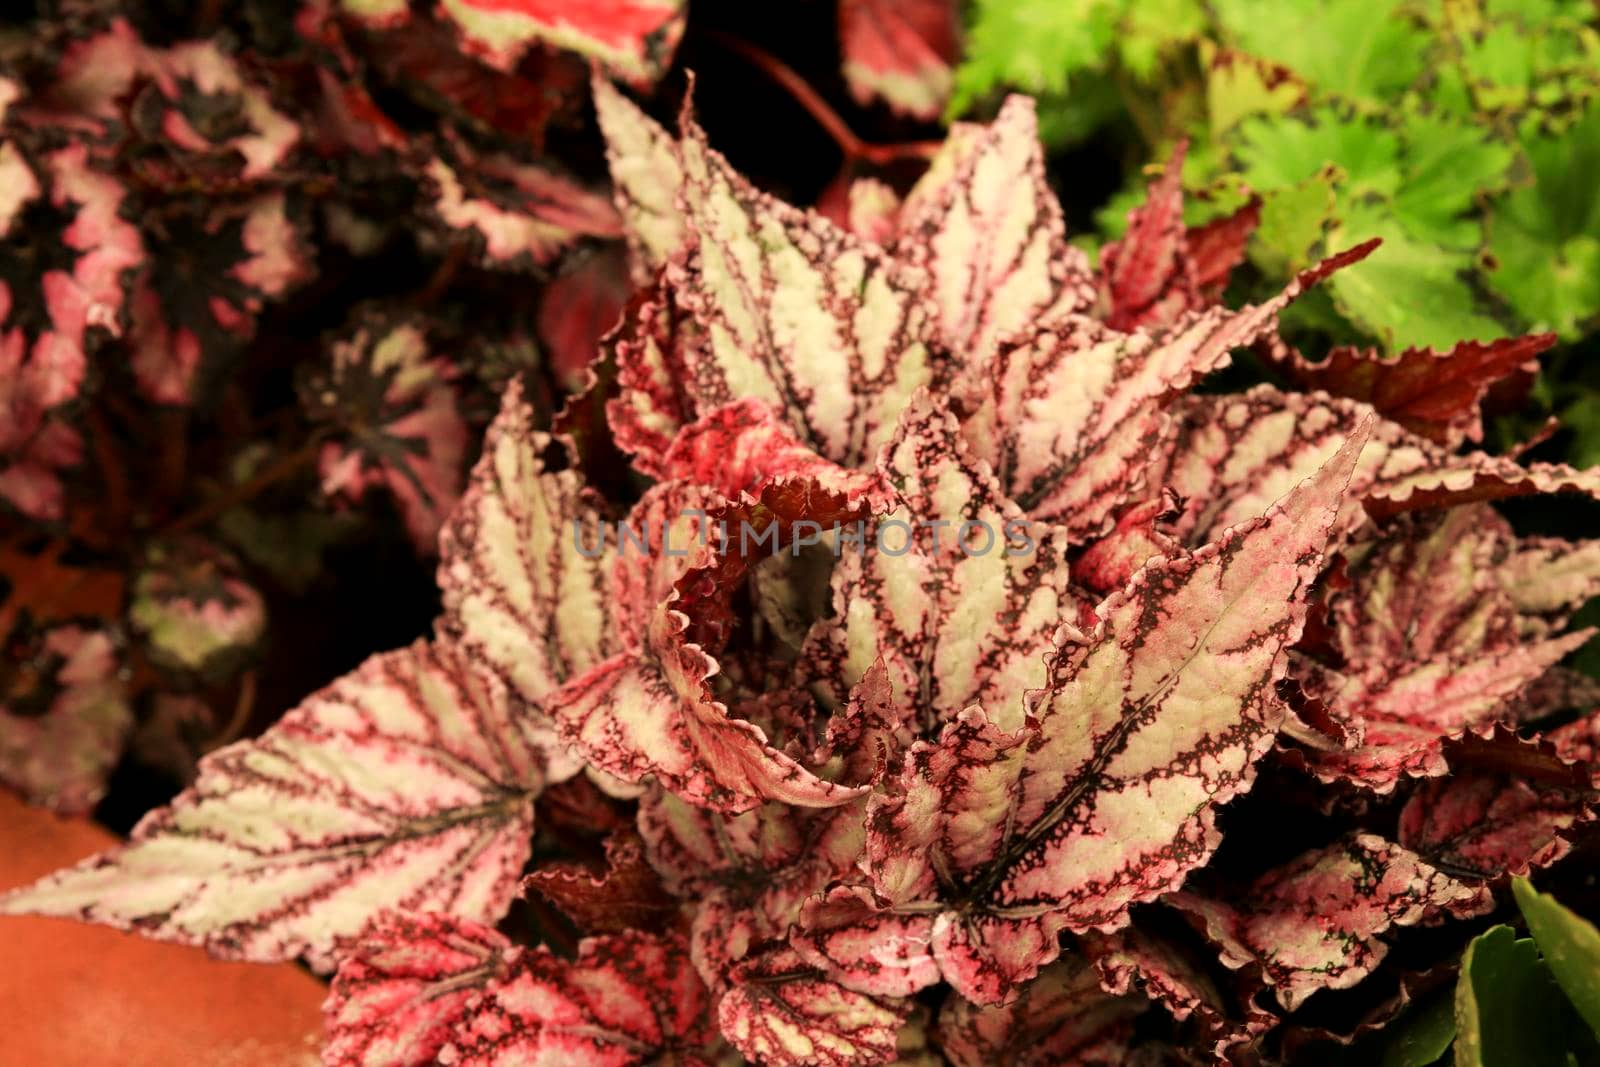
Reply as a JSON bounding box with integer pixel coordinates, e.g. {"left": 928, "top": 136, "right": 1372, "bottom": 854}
{"left": 553, "top": 601, "right": 866, "bottom": 812}
{"left": 592, "top": 73, "right": 688, "bottom": 278}
{"left": 935, "top": 956, "right": 1145, "bottom": 1067}
{"left": 308, "top": 316, "right": 469, "bottom": 554}
{"left": 660, "top": 397, "right": 890, "bottom": 508}
{"left": 717, "top": 945, "right": 910, "bottom": 1067}
{"left": 438, "top": 380, "right": 614, "bottom": 782}
{"left": 805, "top": 392, "right": 1076, "bottom": 728}
{"left": 1499, "top": 535, "right": 1600, "bottom": 637}
{"left": 0, "top": 639, "right": 547, "bottom": 971}
{"left": 667, "top": 103, "right": 937, "bottom": 467}
{"left": 965, "top": 243, "right": 1376, "bottom": 537}
{"left": 894, "top": 96, "right": 1091, "bottom": 365}
{"left": 426, "top": 144, "right": 621, "bottom": 269}
{"left": 791, "top": 885, "right": 942, "bottom": 998}
{"left": 144, "top": 42, "right": 300, "bottom": 181}
{"left": 859, "top": 432, "right": 1364, "bottom": 1004}
{"left": 1169, "top": 834, "right": 1489, "bottom": 1011}
{"left": 990, "top": 424, "right": 1369, "bottom": 930}
{"left": 602, "top": 279, "right": 704, "bottom": 478}
{"left": 439, "top": 0, "right": 686, "bottom": 82}
{"left": 1158, "top": 386, "right": 1600, "bottom": 547}
{"left": 1399, "top": 770, "right": 1595, "bottom": 880}
{"left": 838, "top": 0, "right": 959, "bottom": 121}
{"left": 1294, "top": 508, "right": 1594, "bottom": 792}
{"left": 328, "top": 917, "right": 715, "bottom": 1067}
{"left": 323, "top": 912, "right": 514, "bottom": 1067}
{"left": 128, "top": 537, "right": 267, "bottom": 678}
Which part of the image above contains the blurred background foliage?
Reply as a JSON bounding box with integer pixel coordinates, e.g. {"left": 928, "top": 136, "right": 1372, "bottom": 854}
{"left": 950, "top": 0, "right": 1600, "bottom": 677}
{"left": 953, "top": 0, "right": 1600, "bottom": 467}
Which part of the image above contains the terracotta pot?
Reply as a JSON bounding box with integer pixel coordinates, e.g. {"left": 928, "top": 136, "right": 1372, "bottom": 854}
{"left": 0, "top": 788, "right": 327, "bottom": 1065}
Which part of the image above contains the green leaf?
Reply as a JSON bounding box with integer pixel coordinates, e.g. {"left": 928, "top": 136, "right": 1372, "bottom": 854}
{"left": 951, "top": 0, "right": 1119, "bottom": 114}
{"left": 1234, "top": 108, "right": 1401, "bottom": 197}
{"left": 1514, "top": 878, "right": 1600, "bottom": 1038}
{"left": 1454, "top": 925, "right": 1573, "bottom": 1067}
{"left": 1210, "top": 0, "right": 1428, "bottom": 103}
{"left": 1377, "top": 988, "right": 1455, "bottom": 1067}
{"left": 1486, "top": 105, "right": 1600, "bottom": 338}
{"left": 1392, "top": 111, "right": 1514, "bottom": 249}
{"left": 1202, "top": 39, "right": 1307, "bottom": 136}
{"left": 1116, "top": 0, "right": 1207, "bottom": 80}
{"left": 1327, "top": 204, "right": 1506, "bottom": 349}
{"left": 1251, "top": 164, "right": 1340, "bottom": 275}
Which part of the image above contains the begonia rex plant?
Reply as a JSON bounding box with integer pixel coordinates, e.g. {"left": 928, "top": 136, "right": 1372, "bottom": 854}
{"left": 4, "top": 31, "right": 1600, "bottom": 1066}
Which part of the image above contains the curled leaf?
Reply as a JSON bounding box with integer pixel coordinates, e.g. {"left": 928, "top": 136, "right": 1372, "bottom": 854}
{"left": 1170, "top": 834, "right": 1489, "bottom": 1011}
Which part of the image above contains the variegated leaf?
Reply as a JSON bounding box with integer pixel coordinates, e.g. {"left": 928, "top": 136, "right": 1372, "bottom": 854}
{"left": 1169, "top": 834, "right": 1489, "bottom": 1011}
{"left": 304, "top": 313, "right": 468, "bottom": 554}
{"left": 1399, "top": 770, "right": 1594, "bottom": 880}
{"left": 717, "top": 945, "right": 910, "bottom": 1067}
{"left": 860, "top": 431, "right": 1365, "bottom": 1004}
{"left": 1500, "top": 535, "right": 1600, "bottom": 637}
{"left": 991, "top": 426, "right": 1366, "bottom": 927}
{"left": 894, "top": 96, "right": 1091, "bottom": 365}
{"left": 327, "top": 916, "right": 715, "bottom": 1067}
{"left": 935, "top": 956, "right": 1145, "bottom": 1067}
{"left": 0, "top": 640, "right": 548, "bottom": 971}
{"left": 1074, "top": 491, "right": 1182, "bottom": 595}
{"left": 129, "top": 537, "right": 266, "bottom": 679}
{"left": 438, "top": 379, "right": 613, "bottom": 781}
{"left": 591, "top": 73, "right": 687, "bottom": 278}
{"left": 805, "top": 392, "right": 1076, "bottom": 729}
{"left": 1096, "top": 146, "right": 1260, "bottom": 332}
{"left": 1295, "top": 507, "right": 1593, "bottom": 793}
{"left": 602, "top": 278, "right": 704, "bottom": 478}
{"left": 639, "top": 786, "right": 866, "bottom": 992}
{"left": 439, "top": 0, "right": 686, "bottom": 81}
{"left": 660, "top": 397, "right": 890, "bottom": 508}
{"left": 551, "top": 477, "right": 869, "bottom": 812}
{"left": 964, "top": 243, "right": 1376, "bottom": 538}
{"left": 845, "top": 178, "right": 902, "bottom": 245}
{"left": 425, "top": 144, "right": 620, "bottom": 270}
{"left": 1081, "top": 922, "right": 1280, "bottom": 1060}
{"left": 1082, "top": 925, "right": 1225, "bottom": 1026}
{"left": 838, "top": 0, "right": 959, "bottom": 120}
{"left": 323, "top": 912, "right": 513, "bottom": 1067}
{"left": 792, "top": 885, "right": 943, "bottom": 998}
{"left": 667, "top": 104, "right": 937, "bottom": 467}
{"left": 1158, "top": 386, "right": 1600, "bottom": 546}
{"left": 139, "top": 41, "right": 299, "bottom": 182}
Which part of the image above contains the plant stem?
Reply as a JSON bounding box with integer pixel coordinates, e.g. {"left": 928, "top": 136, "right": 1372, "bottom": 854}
{"left": 704, "top": 31, "right": 943, "bottom": 167}
{"left": 204, "top": 670, "right": 257, "bottom": 753}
